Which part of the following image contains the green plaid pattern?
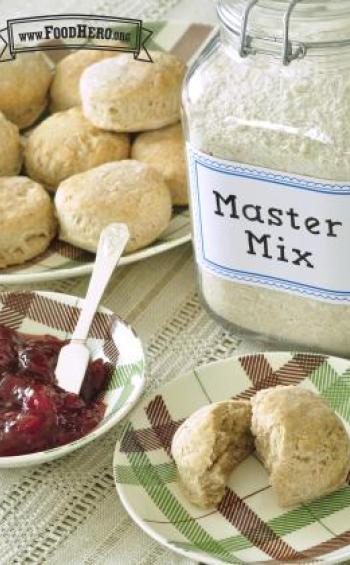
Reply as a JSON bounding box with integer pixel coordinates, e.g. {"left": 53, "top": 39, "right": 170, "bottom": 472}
{"left": 114, "top": 352, "right": 350, "bottom": 563}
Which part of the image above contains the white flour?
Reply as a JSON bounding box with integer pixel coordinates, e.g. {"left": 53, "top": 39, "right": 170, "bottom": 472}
{"left": 185, "top": 43, "right": 350, "bottom": 357}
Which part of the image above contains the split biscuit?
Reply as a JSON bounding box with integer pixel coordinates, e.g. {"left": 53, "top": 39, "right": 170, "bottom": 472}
{"left": 171, "top": 400, "right": 254, "bottom": 508}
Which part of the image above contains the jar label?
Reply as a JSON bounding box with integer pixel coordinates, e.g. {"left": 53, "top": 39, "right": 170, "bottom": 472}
{"left": 187, "top": 145, "right": 350, "bottom": 303}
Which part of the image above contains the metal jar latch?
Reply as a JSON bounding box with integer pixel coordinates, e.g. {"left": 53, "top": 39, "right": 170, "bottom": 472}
{"left": 239, "top": 0, "right": 307, "bottom": 65}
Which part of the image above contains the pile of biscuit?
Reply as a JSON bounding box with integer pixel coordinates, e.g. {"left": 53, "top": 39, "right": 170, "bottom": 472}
{"left": 172, "top": 386, "right": 350, "bottom": 508}
{"left": 0, "top": 48, "right": 187, "bottom": 269}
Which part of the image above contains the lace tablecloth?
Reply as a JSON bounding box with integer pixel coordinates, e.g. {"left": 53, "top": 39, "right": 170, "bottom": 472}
{"left": 0, "top": 1, "right": 261, "bottom": 563}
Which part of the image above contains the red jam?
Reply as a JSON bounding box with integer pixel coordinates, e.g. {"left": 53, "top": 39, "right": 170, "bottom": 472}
{"left": 0, "top": 326, "right": 111, "bottom": 456}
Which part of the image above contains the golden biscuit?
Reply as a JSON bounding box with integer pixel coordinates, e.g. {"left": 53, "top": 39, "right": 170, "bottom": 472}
{"left": 0, "top": 53, "right": 52, "bottom": 129}
{"left": 55, "top": 160, "right": 172, "bottom": 253}
{"left": 25, "top": 107, "right": 130, "bottom": 191}
{"left": 132, "top": 123, "right": 188, "bottom": 205}
{"left": 0, "top": 177, "right": 56, "bottom": 268}
{"left": 50, "top": 49, "right": 120, "bottom": 112}
{"left": 0, "top": 112, "right": 22, "bottom": 176}
{"left": 80, "top": 52, "right": 185, "bottom": 132}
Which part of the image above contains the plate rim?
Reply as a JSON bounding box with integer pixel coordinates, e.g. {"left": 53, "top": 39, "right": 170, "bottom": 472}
{"left": 0, "top": 234, "right": 192, "bottom": 285}
{"left": 113, "top": 351, "right": 350, "bottom": 565}
{"left": 116, "top": 483, "right": 350, "bottom": 565}
{"left": 0, "top": 290, "right": 146, "bottom": 468}
{"left": 116, "top": 482, "right": 224, "bottom": 565}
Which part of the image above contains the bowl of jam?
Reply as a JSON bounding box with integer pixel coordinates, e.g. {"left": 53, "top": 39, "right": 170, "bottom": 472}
{"left": 0, "top": 290, "right": 145, "bottom": 467}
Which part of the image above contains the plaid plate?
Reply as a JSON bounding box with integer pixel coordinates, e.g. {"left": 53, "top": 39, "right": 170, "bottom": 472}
{"left": 113, "top": 352, "right": 350, "bottom": 564}
{"left": 0, "top": 19, "right": 215, "bottom": 285}
{"left": 0, "top": 291, "right": 145, "bottom": 466}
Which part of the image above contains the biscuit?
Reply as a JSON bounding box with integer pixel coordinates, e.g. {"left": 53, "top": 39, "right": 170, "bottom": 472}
{"left": 251, "top": 386, "right": 350, "bottom": 507}
{"left": 0, "top": 177, "right": 56, "bottom": 268}
{"left": 55, "top": 160, "right": 172, "bottom": 253}
{"left": 25, "top": 107, "right": 130, "bottom": 191}
{"left": 131, "top": 123, "right": 188, "bottom": 205}
{"left": 0, "top": 112, "right": 22, "bottom": 176}
{"left": 0, "top": 53, "right": 52, "bottom": 129}
{"left": 171, "top": 400, "right": 254, "bottom": 508}
{"left": 80, "top": 52, "right": 186, "bottom": 132}
{"left": 50, "top": 49, "right": 120, "bottom": 112}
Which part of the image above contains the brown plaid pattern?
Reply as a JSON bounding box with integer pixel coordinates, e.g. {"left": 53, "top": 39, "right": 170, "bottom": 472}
{"left": 119, "top": 352, "right": 350, "bottom": 561}
{"left": 121, "top": 396, "right": 183, "bottom": 455}
{"left": 52, "top": 240, "right": 95, "bottom": 262}
{"left": 237, "top": 353, "right": 326, "bottom": 400}
{"left": 218, "top": 488, "right": 304, "bottom": 561}
{"left": 0, "top": 291, "right": 119, "bottom": 365}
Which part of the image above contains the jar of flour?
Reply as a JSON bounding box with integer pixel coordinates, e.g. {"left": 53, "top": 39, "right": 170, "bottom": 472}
{"left": 183, "top": 0, "right": 350, "bottom": 357}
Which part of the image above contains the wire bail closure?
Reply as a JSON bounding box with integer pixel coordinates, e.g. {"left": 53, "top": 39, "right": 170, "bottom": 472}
{"left": 239, "top": 0, "right": 307, "bottom": 65}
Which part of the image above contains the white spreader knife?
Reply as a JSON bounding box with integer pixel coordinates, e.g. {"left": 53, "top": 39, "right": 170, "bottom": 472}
{"left": 55, "top": 223, "right": 129, "bottom": 395}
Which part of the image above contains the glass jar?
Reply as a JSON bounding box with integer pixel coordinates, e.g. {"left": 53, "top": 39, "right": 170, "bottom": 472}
{"left": 182, "top": 0, "right": 350, "bottom": 357}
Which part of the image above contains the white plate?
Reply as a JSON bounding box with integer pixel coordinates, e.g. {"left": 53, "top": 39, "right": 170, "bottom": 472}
{"left": 0, "top": 209, "right": 191, "bottom": 285}
{"left": 0, "top": 17, "right": 215, "bottom": 285}
{"left": 0, "top": 290, "right": 145, "bottom": 467}
{"left": 114, "top": 352, "right": 350, "bottom": 564}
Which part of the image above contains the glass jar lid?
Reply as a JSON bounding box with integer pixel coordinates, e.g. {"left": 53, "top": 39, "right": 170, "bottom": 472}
{"left": 217, "top": 0, "right": 350, "bottom": 65}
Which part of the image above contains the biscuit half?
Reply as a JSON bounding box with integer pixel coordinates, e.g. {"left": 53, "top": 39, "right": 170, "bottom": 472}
{"left": 171, "top": 400, "right": 254, "bottom": 508}
{"left": 251, "top": 386, "right": 350, "bottom": 507}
